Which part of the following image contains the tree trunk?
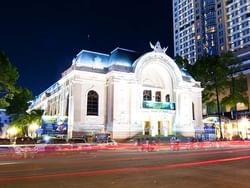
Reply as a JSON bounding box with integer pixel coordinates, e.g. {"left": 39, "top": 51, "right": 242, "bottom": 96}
{"left": 215, "top": 83, "right": 223, "bottom": 139}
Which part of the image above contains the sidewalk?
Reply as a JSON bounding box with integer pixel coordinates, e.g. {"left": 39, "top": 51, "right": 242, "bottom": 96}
{"left": 113, "top": 140, "right": 250, "bottom": 152}
{"left": 1, "top": 140, "right": 250, "bottom": 159}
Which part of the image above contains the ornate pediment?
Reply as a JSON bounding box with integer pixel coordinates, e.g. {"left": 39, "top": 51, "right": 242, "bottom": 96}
{"left": 149, "top": 41, "right": 168, "bottom": 53}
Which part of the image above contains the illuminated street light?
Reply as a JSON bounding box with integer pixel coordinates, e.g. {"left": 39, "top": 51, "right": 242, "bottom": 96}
{"left": 238, "top": 118, "right": 249, "bottom": 139}
{"left": 28, "top": 123, "right": 39, "bottom": 138}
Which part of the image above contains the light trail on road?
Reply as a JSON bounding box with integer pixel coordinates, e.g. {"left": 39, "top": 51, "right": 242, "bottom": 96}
{"left": 87, "top": 147, "right": 250, "bottom": 162}
{"left": 26, "top": 147, "right": 250, "bottom": 165}
{"left": 0, "top": 162, "right": 18, "bottom": 166}
{"left": 1, "top": 148, "right": 250, "bottom": 183}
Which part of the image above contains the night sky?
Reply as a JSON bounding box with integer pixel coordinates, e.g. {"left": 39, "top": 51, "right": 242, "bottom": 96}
{"left": 0, "top": 0, "right": 173, "bottom": 96}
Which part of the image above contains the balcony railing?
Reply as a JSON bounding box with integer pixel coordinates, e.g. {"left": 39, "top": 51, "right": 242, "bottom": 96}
{"left": 142, "top": 101, "right": 176, "bottom": 110}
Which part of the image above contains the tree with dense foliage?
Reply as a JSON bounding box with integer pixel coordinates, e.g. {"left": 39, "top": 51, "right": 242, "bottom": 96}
{"left": 6, "top": 87, "right": 33, "bottom": 115}
{"left": 184, "top": 55, "right": 228, "bottom": 103}
{"left": 186, "top": 55, "right": 228, "bottom": 138}
{"left": 180, "top": 52, "right": 248, "bottom": 138}
{"left": 0, "top": 51, "right": 19, "bottom": 108}
{"left": 0, "top": 50, "right": 43, "bottom": 137}
{"left": 220, "top": 52, "right": 248, "bottom": 119}
{"left": 175, "top": 55, "right": 189, "bottom": 69}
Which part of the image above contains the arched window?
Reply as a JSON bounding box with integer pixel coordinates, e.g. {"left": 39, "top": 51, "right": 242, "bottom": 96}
{"left": 155, "top": 91, "right": 161, "bottom": 102}
{"left": 165, "top": 94, "right": 170, "bottom": 102}
{"left": 143, "top": 90, "right": 152, "bottom": 101}
{"left": 87, "top": 90, "right": 99, "bottom": 116}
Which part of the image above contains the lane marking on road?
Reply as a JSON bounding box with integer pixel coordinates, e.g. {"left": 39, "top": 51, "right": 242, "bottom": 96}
{"left": 1, "top": 154, "right": 250, "bottom": 182}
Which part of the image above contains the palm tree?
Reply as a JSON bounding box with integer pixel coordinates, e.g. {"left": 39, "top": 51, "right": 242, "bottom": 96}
{"left": 10, "top": 113, "right": 30, "bottom": 136}
{"left": 29, "top": 109, "right": 44, "bottom": 125}
{"left": 10, "top": 109, "right": 44, "bottom": 136}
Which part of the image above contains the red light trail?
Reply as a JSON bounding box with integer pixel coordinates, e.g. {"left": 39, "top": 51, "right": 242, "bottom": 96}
{"left": 0, "top": 153, "right": 250, "bottom": 183}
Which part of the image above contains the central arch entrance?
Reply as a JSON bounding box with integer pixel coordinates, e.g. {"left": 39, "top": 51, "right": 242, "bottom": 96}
{"left": 133, "top": 51, "right": 181, "bottom": 137}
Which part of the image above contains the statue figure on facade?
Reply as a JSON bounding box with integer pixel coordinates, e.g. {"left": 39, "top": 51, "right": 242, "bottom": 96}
{"left": 150, "top": 41, "right": 168, "bottom": 53}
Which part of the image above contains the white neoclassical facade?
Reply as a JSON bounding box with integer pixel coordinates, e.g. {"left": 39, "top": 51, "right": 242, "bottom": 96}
{"left": 30, "top": 42, "right": 203, "bottom": 139}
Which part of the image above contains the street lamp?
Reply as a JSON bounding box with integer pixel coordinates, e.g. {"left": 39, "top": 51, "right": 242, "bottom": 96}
{"left": 29, "top": 123, "right": 39, "bottom": 138}
{"left": 7, "top": 127, "right": 18, "bottom": 143}
{"left": 239, "top": 118, "right": 249, "bottom": 139}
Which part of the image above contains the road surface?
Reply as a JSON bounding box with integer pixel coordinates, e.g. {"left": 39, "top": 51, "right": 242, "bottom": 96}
{"left": 0, "top": 144, "right": 250, "bottom": 188}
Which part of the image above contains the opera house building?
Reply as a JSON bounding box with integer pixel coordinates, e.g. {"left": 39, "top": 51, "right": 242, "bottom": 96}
{"left": 29, "top": 42, "right": 203, "bottom": 139}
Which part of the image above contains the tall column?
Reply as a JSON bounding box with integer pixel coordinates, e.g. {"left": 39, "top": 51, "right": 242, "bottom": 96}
{"left": 151, "top": 121, "right": 158, "bottom": 137}
{"left": 130, "top": 83, "right": 143, "bottom": 135}
{"left": 162, "top": 121, "right": 168, "bottom": 136}
{"left": 67, "top": 85, "right": 74, "bottom": 139}
{"left": 175, "top": 88, "right": 195, "bottom": 137}
{"left": 192, "top": 88, "right": 204, "bottom": 133}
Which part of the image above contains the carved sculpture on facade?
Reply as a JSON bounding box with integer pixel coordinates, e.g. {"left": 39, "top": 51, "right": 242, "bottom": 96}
{"left": 149, "top": 41, "right": 168, "bottom": 53}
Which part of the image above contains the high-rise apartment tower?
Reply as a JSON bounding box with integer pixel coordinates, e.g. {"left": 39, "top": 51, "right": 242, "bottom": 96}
{"left": 173, "top": 0, "right": 250, "bottom": 63}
